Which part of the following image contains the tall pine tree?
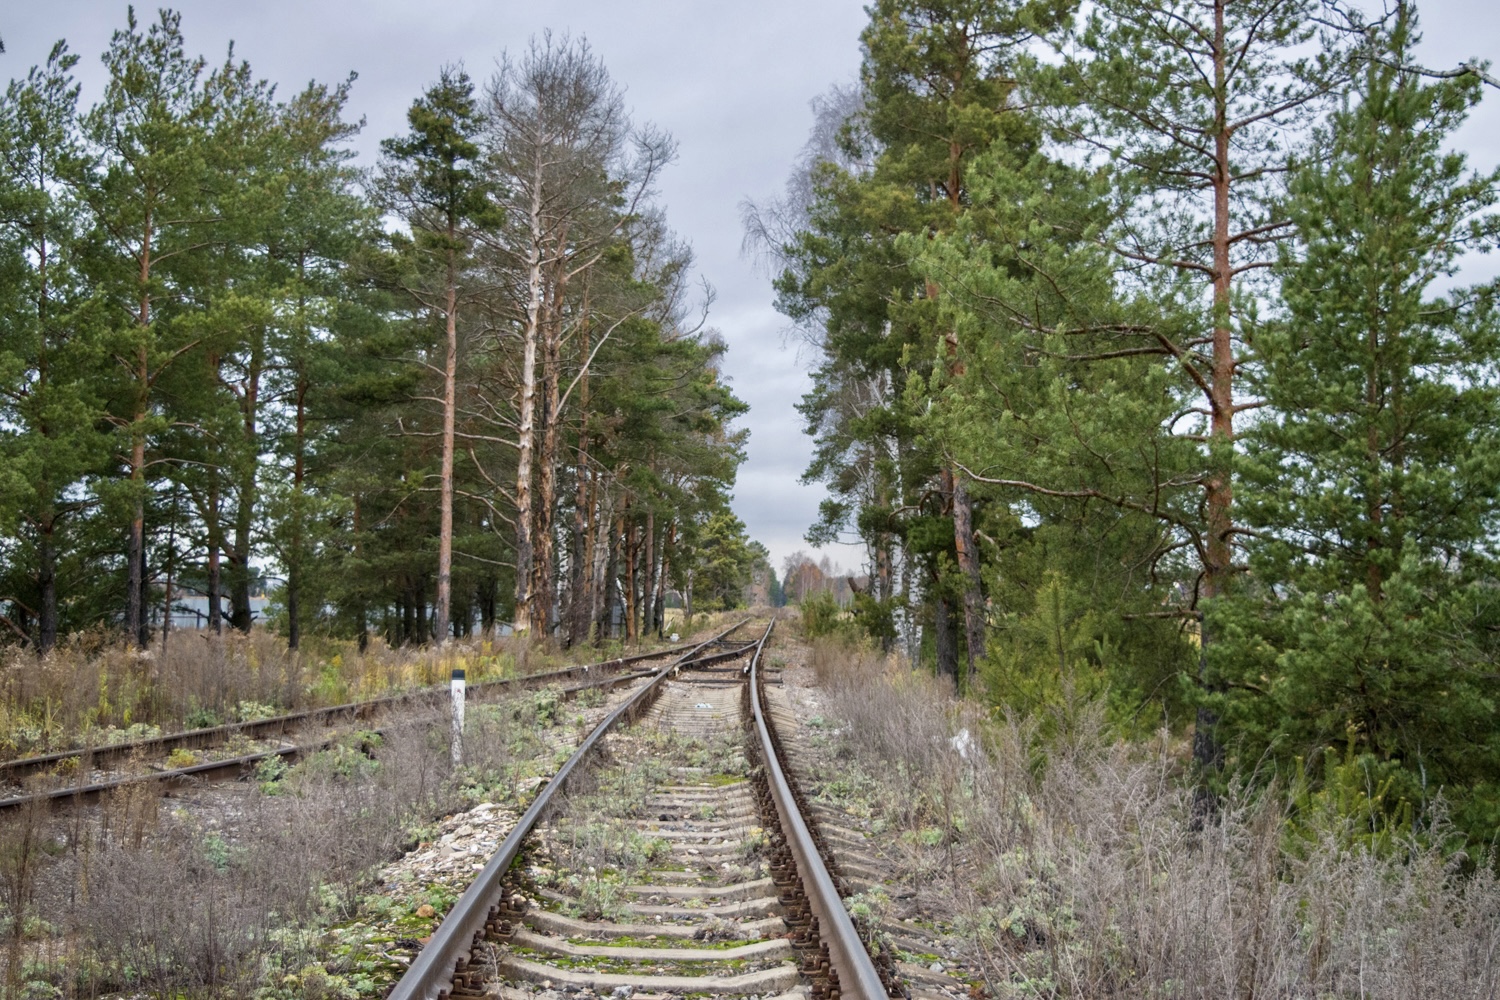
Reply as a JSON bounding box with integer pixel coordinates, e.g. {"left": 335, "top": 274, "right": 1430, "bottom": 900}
{"left": 1220, "top": 7, "right": 1500, "bottom": 834}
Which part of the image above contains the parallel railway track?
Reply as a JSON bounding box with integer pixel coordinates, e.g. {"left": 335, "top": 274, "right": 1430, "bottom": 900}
{"left": 389, "top": 617, "right": 898, "bottom": 1000}
{"left": 0, "top": 635, "right": 721, "bottom": 813}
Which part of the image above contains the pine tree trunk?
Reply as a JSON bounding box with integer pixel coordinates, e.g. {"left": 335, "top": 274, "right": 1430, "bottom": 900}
{"left": 568, "top": 321, "right": 594, "bottom": 646}
{"left": 934, "top": 591, "right": 959, "bottom": 684}
{"left": 353, "top": 499, "right": 367, "bottom": 650}
{"left": 289, "top": 367, "right": 309, "bottom": 650}
{"left": 37, "top": 518, "right": 57, "bottom": 656}
{"left": 230, "top": 341, "right": 263, "bottom": 633}
{"left": 137, "top": 542, "right": 150, "bottom": 647}
{"left": 230, "top": 508, "right": 253, "bottom": 632}
{"left": 532, "top": 235, "right": 571, "bottom": 637}
{"left": 1195, "top": 0, "right": 1235, "bottom": 773}
{"left": 654, "top": 523, "right": 674, "bottom": 637}
{"left": 288, "top": 256, "right": 309, "bottom": 650}
{"left": 207, "top": 536, "right": 222, "bottom": 634}
{"left": 436, "top": 240, "right": 458, "bottom": 643}
{"left": 951, "top": 474, "right": 986, "bottom": 686}
{"left": 624, "top": 515, "right": 638, "bottom": 642}
{"left": 126, "top": 214, "right": 153, "bottom": 649}
{"left": 641, "top": 511, "right": 656, "bottom": 641}
{"left": 129, "top": 422, "right": 148, "bottom": 648}
{"left": 588, "top": 486, "right": 613, "bottom": 643}
{"left": 602, "top": 513, "right": 622, "bottom": 640}
{"left": 1365, "top": 299, "right": 1386, "bottom": 601}
{"left": 161, "top": 508, "right": 176, "bottom": 652}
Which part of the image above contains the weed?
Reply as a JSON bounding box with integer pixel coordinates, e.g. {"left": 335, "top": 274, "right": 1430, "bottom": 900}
{"left": 165, "top": 748, "right": 198, "bottom": 769}
{"left": 255, "top": 754, "right": 290, "bottom": 791}
{"left": 809, "top": 640, "right": 1500, "bottom": 998}
{"left": 562, "top": 873, "right": 628, "bottom": 922}
{"left": 235, "top": 700, "right": 282, "bottom": 722}
{"left": 184, "top": 706, "right": 222, "bottom": 729}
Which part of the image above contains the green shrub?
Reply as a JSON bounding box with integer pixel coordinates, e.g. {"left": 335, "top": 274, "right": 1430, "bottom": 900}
{"left": 801, "top": 590, "right": 850, "bottom": 640}
{"left": 185, "top": 706, "right": 222, "bottom": 730}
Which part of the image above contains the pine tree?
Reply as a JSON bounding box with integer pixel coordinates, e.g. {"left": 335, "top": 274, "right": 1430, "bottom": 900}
{"left": 0, "top": 43, "right": 108, "bottom": 652}
{"left": 1022, "top": 0, "right": 1354, "bottom": 767}
{"left": 379, "top": 66, "right": 490, "bottom": 644}
{"left": 766, "top": 0, "right": 1066, "bottom": 680}
{"left": 83, "top": 9, "right": 222, "bottom": 645}
{"left": 261, "top": 76, "right": 370, "bottom": 648}
{"left": 1220, "top": 7, "right": 1500, "bottom": 833}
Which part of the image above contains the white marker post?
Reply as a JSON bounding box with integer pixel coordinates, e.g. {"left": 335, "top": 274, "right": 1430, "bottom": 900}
{"left": 451, "top": 667, "right": 466, "bottom": 768}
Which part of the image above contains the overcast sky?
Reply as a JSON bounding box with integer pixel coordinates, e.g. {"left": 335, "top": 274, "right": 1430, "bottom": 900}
{"left": 4, "top": 1, "right": 1497, "bottom": 577}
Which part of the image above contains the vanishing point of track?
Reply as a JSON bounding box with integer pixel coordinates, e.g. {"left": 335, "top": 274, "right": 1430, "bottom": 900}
{"left": 390, "top": 617, "right": 897, "bottom": 1000}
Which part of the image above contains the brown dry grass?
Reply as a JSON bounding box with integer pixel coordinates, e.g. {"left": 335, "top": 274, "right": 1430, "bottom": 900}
{"left": 807, "top": 639, "right": 1500, "bottom": 999}
{"left": 0, "top": 689, "right": 545, "bottom": 999}
{"left": 0, "top": 625, "right": 669, "bottom": 760}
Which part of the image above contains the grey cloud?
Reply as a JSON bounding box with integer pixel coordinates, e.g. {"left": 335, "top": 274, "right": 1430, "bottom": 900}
{"left": 6, "top": 0, "right": 1494, "bottom": 577}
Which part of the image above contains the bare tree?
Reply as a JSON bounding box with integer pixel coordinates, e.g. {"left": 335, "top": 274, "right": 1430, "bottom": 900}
{"left": 478, "top": 33, "right": 674, "bottom": 635}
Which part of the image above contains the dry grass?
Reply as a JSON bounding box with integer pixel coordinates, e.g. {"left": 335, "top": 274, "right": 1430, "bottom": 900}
{"left": 0, "top": 685, "right": 550, "bottom": 999}
{"left": 807, "top": 639, "right": 1500, "bottom": 999}
{"left": 0, "top": 626, "right": 658, "bottom": 759}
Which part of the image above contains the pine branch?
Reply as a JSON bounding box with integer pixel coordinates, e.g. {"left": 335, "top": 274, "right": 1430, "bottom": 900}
{"left": 1369, "top": 56, "right": 1500, "bottom": 91}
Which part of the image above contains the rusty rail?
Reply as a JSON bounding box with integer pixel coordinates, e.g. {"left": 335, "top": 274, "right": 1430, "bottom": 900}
{"left": 0, "top": 642, "right": 690, "bottom": 785}
{"left": 750, "top": 622, "right": 893, "bottom": 1000}
{"left": 386, "top": 618, "right": 758, "bottom": 1000}
{"left": 0, "top": 641, "right": 716, "bottom": 813}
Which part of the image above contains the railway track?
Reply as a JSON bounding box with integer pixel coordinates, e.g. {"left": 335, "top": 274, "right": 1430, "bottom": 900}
{"left": 389, "top": 617, "right": 898, "bottom": 1000}
{"left": 0, "top": 633, "right": 727, "bottom": 813}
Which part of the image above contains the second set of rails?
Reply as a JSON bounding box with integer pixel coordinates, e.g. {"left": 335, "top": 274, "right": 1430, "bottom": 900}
{"left": 0, "top": 638, "right": 703, "bottom": 811}
{"left": 2, "top": 618, "right": 904, "bottom": 999}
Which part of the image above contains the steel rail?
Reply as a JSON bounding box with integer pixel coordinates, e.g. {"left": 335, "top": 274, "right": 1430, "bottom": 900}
{"left": 0, "top": 641, "right": 746, "bottom": 813}
{"left": 750, "top": 624, "right": 892, "bottom": 1000}
{"left": 0, "top": 642, "right": 690, "bottom": 784}
{"left": 387, "top": 618, "right": 759, "bottom": 1000}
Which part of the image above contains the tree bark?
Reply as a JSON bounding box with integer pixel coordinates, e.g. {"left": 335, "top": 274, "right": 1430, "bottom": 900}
{"left": 435, "top": 238, "right": 458, "bottom": 643}
{"left": 513, "top": 172, "right": 545, "bottom": 634}
{"left": 1195, "top": 0, "right": 1235, "bottom": 772}
{"left": 602, "top": 512, "right": 622, "bottom": 640}
{"left": 353, "top": 499, "right": 367, "bottom": 651}
{"left": 570, "top": 433, "right": 593, "bottom": 646}
{"left": 126, "top": 211, "right": 153, "bottom": 649}
{"left": 641, "top": 510, "right": 656, "bottom": 642}
{"left": 34, "top": 233, "right": 59, "bottom": 656}
{"left": 37, "top": 519, "right": 57, "bottom": 655}
{"left": 654, "top": 522, "right": 674, "bottom": 637}
{"left": 207, "top": 534, "right": 222, "bottom": 634}
{"left": 288, "top": 378, "right": 306, "bottom": 650}
{"left": 624, "top": 514, "right": 638, "bottom": 642}
{"left": 934, "top": 590, "right": 959, "bottom": 685}
{"left": 950, "top": 474, "right": 986, "bottom": 686}
{"left": 532, "top": 233, "right": 570, "bottom": 637}
{"left": 533, "top": 327, "right": 561, "bottom": 635}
